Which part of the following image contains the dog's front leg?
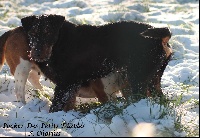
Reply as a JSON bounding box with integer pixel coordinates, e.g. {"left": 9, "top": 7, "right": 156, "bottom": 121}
{"left": 49, "top": 85, "right": 77, "bottom": 113}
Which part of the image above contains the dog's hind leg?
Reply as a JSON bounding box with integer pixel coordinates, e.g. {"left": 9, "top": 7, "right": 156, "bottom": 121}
{"left": 90, "top": 79, "right": 108, "bottom": 103}
{"left": 14, "top": 58, "right": 31, "bottom": 104}
{"left": 28, "top": 69, "right": 43, "bottom": 90}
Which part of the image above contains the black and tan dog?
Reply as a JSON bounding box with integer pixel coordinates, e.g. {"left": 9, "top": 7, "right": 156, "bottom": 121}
{"left": 20, "top": 14, "right": 172, "bottom": 112}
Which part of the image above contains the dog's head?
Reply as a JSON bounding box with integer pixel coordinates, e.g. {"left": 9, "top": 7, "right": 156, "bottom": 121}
{"left": 140, "top": 27, "right": 172, "bottom": 46}
{"left": 21, "top": 14, "right": 65, "bottom": 62}
{"left": 141, "top": 27, "right": 172, "bottom": 59}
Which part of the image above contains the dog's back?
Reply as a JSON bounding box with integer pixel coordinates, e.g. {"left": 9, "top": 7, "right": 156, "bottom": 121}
{"left": 0, "top": 27, "right": 30, "bottom": 74}
{"left": 0, "top": 30, "right": 11, "bottom": 70}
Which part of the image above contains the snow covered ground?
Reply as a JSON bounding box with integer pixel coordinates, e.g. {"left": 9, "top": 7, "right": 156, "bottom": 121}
{"left": 0, "top": 0, "right": 199, "bottom": 137}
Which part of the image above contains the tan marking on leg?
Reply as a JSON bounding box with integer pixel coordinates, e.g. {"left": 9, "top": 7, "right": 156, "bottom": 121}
{"left": 90, "top": 79, "right": 108, "bottom": 103}
{"left": 101, "top": 72, "right": 123, "bottom": 100}
{"left": 28, "top": 69, "right": 43, "bottom": 90}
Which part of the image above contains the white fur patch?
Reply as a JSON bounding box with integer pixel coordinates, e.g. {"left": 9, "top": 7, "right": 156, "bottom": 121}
{"left": 14, "top": 58, "right": 31, "bottom": 104}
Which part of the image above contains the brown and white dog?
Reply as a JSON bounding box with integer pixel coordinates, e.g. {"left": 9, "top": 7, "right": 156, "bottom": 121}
{"left": 0, "top": 27, "right": 43, "bottom": 104}
{"left": 0, "top": 27, "right": 125, "bottom": 104}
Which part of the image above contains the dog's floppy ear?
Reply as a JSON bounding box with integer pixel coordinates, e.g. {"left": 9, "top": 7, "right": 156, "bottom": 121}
{"left": 21, "top": 15, "right": 37, "bottom": 32}
{"left": 48, "top": 14, "right": 65, "bottom": 28}
{"left": 140, "top": 27, "right": 172, "bottom": 38}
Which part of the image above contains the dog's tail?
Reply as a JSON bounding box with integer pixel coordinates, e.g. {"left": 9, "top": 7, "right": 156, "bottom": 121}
{"left": 0, "top": 30, "right": 11, "bottom": 71}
